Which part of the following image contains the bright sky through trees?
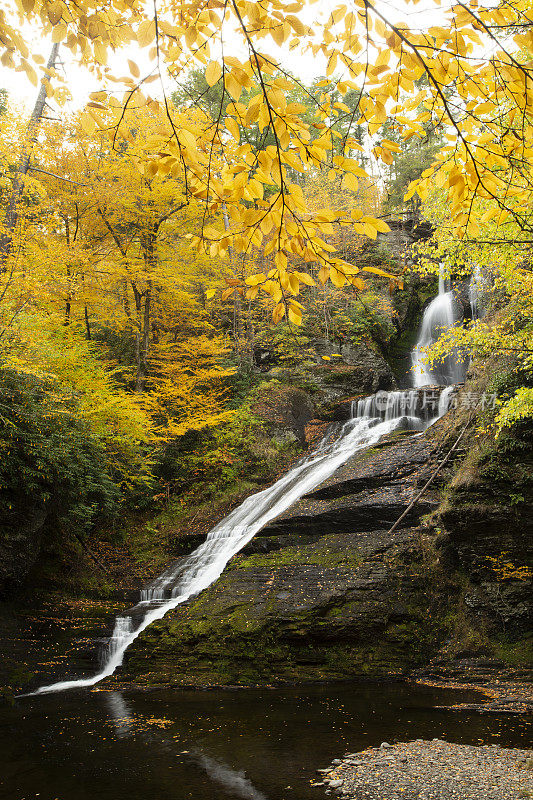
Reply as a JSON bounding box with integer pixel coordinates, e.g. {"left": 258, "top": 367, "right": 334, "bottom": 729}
{"left": 1, "top": 0, "right": 445, "bottom": 107}
{"left": 2, "top": 0, "right": 533, "bottom": 322}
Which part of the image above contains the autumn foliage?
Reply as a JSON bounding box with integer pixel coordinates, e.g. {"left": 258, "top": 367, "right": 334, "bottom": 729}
{"left": 2, "top": 0, "right": 533, "bottom": 532}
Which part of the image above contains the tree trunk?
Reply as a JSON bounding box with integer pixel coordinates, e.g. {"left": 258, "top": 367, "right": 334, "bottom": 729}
{"left": 132, "top": 284, "right": 145, "bottom": 392}
{"left": 133, "top": 284, "right": 152, "bottom": 392}
{"left": 140, "top": 280, "right": 151, "bottom": 389}
{"left": 0, "top": 44, "right": 59, "bottom": 270}
{"left": 64, "top": 215, "right": 72, "bottom": 324}
{"left": 133, "top": 230, "right": 156, "bottom": 392}
{"left": 84, "top": 306, "right": 91, "bottom": 340}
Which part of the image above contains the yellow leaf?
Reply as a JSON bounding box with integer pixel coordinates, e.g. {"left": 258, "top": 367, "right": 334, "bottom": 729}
{"left": 288, "top": 306, "right": 302, "bottom": 325}
{"left": 225, "top": 73, "right": 241, "bottom": 101}
{"left": 138, "top": 20, "right": 156, "bottom": 48}
{"left": 288, "top": 274, "right": 299, "bottom": 295}
{"left": 80, "top": 112, "right": 96, "bottom": 135}
{"left": 342, "top": 172, "right": 358, "bottom": 192}
{"left": 371, "top": 218, "right": 391, "bottom": 233}
{"left": 206, "top": 61, "right": 222, "bottom": 87}
{"left": 275, "top": 251, "right": 287, "bottom": 270}
{"left": 363, "top": 223, "right": 378, "bottom": 240}
{"left": 272, "top": 302, "right": 286, "bottom": 323}
{"left": 145, "top": 161, "right": 158, "bottom": 179}
{"left": 363, "top": 265, "right": 393, "bottom": 277}
{"left": 330, "top": 267, "right": 346, "bottom": 287}
{"left": 128, "top": 59, "right": 140, "bottom": 78}
{"left": 318, "top": 266, "right": 329, "bottom": 284}
{"left": 271, "top": 24, "right": 285, "bottom": 47}
{"left": 380, "top": 138, "right": 401, "bottom": 152}
{"left": 51, "top": 21, "right": 67, "bottom": 42}
{"left": 295, "top": 271, "right": 316, "bottom": 287}
{"left": 225, "top": 117, "right": 240, "bottom": 141}
{"left": 47, "top": 2, "right": 62, "bottom": 25}
{"left": 205, "top": 288, "right": 217, "bottom": 299}
{"left": 245, "top": 273, "right": 267, "bottom": 286}
{"left": 94, "top": 40, "right": 108, "bottom": 65}
{"left": 260, "top": 215, "right": 273, "bottom": 235}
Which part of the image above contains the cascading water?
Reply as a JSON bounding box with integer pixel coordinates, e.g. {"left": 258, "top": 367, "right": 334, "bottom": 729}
{"left": 438, "top": 385, "right": 455, "bottom": 417}
{"left": 411, "top": 272, "right": 466, "bottom": 387}
{"left": 469, "top": 264, "right": 484, "bottom": 321}
{"left": 355, "top": 389, "right": 431, "bottom": 428}
{"left": 29, "top": 387, "right": 449, "bottom": 696}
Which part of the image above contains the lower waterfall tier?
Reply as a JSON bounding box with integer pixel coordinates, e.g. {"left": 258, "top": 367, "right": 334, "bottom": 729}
{"left": 112, "top": 424, "right": 457, "bottom": 686}
{"left": 113, "top": 404, "right": 532, "bottom": 689}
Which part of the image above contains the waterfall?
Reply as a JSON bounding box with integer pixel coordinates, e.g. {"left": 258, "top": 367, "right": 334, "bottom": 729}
{"left": 411, "top": 271, "right": 466, "bottom": 387}
{"left": 29, "top": 388, "right": 449, "bottom": 696}
{"left": 469, "top": 264, "right": 483, "bottom": 321}
{"left": 437, "top": 385, "right": 455, "bottom": 417}
{"left": 354, "top": 388, "right": 434, "bottom": 428}
{"left": 28, "top": 266, "right": 466, "bottom": 697}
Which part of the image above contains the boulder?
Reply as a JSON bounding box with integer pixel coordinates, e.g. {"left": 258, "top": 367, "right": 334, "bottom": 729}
{"left": 248, "top": 381, "right": 315, "bottom": 445}
{"left": 309, "top": 338, "right": 397, "bottom": 402}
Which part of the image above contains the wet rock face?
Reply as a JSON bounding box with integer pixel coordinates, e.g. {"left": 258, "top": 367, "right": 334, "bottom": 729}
{"left": 436, "top": 434, "right": 533, "bottom": 636}
{"left": 309, "top": 339, "right": 397, "bottom": 402}
{"left": 118, "top": 430, "right": 452, "bottom": 687}
{"left": 248, "top": 382, "right": 315, "bottom": 445}
{"left": 439, "top": 504, "right": 532, "bottom": 633}
{"left": 257, "top": 433, "right": 438, "bottom": 537}
{"left": 110, "top": 408, "right": 533, "bottom": 689}
{"left": 247, "top": 340, "right": 397, "bottom": 443}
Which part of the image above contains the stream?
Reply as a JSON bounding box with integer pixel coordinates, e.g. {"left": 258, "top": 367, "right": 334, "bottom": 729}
{"left": 2, "top": 683, "right": 530, "bottom": 800}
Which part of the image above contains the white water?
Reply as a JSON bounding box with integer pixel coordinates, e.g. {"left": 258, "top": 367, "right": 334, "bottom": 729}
{"left": 354, "top": 388, "right": 432, "bottom": 427}
{"left": 438, "top": 385, "right": 455, "bottom": 417}
{"left": 412, "top": 272, "right": 465, "bottom": 387}
{"left": 31, "top": 407, "right": 428, "bottom": 695}
{"left": 469, "top": 265, "right": 484, "bottom": 321}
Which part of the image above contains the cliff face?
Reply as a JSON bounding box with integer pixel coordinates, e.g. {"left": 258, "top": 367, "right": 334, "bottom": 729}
{"left": 117, "top": 426, "right": 456, "bottom": 687}
{"left": 436, "top": 421, "right": 533, "bottom": 639}
{"left": 3, "top": 331, "right": 531, "bottom": 691}
{"left": 116, "top": 401, "right": 532, "bottom": 689}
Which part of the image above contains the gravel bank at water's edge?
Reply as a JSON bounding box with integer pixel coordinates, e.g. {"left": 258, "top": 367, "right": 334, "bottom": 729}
{"left": 313, "top": 739, "right": 533, "bottom": 800}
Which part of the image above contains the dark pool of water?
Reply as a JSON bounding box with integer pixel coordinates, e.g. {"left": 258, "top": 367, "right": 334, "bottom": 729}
{"left": 1, "top": 683, "right": 531, "bottom": 800}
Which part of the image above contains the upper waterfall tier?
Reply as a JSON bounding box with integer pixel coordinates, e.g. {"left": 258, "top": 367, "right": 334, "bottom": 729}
{"left": 411, "top": 284, "right": 466, "bottom": 388}
{"left": 469, "top": 264, "right": 484, "bottom": 321}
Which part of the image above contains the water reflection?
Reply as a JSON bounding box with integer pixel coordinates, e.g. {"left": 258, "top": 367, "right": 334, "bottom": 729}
{"left": 104, "top": 690, "right": 269, "bottom": 799}
{"left": 3, "top": 684, "right": 530, "bottom": 800}
{"left": 194, "top": 752, "right": 268, "bottom": 800}
{"left": 105, "top": 691, "right": 135, "bottom": 738}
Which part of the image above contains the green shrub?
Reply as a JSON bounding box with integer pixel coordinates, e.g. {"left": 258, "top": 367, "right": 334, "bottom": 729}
{"left": 0, "top": 369, "right": 120, "bottom": 541}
